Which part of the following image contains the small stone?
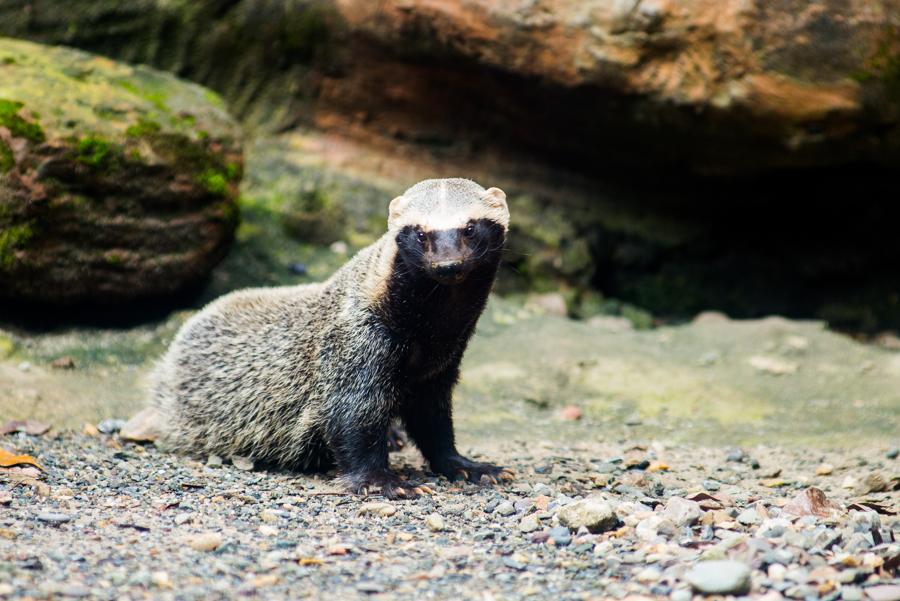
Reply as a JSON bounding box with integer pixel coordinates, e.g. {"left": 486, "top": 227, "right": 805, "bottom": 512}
{"left": 756, "top": 518, "right": 791, "bottom": 538}
{"left": 258, "top": 524, "right": 278, "bottom": 536}
{"left": 288, "top": 262, "right": 307, "bottom": 275}
{"left": 519, "top": 514, "right": 541, "bottom": 533}
{"left": 231, "top": 455, "right": 254, "bottom": 471}
{"left": 736, "top": 508, "right": 761, "bottom": 526}
{"left": 726, "top": 449, "right": 745, "bottom": 462}
{"left": 425, "top": 513, "right": 445, "bottom": 532}
{"left": 841, "top": 587, "right": 863, "bottom": 601}
{"left": 82, "top": 423, "right": 100, "bottom": 437}
{"left": 495, "top": 501, "right": 516, "bottom": 516}
{"left": 50, "top": 356, "right": 76, "bottom": 369}
{"left": 749, "top": 355, "right": 798, "bottom": 375}
{"left": 671, "top": 589, "right": 693, "bottom": 601}
{"left": 702, "top": 480, "right": 721, "bottom": 492}
{"left": 119, "top": 407, "right": 164, "bottom": 442}
{"left": 815, "top": 463, "right": 834, "bottom": 475}
{"left": 662, "top": 497, "right": 703, "bottom": 527}
{"left": 860, "top": 472, "right": 888, "bottom": 493}
{"left": 864, "top": 585, "right": 900, "bottom": 601}
{"left": 624, "top": 414, "right": 643, "bottom": 426}
{"left": 685, "top": 560, "right": 751, "bottom": 595}
{"left": 97, "top": 419, "right": 126, "bottom": 434}
{"left": 557, "top": 495, "right": 619, "bottom": 533}
{"left": 549, "top": 526, "right": 571, "bottom": 546}
{"left": 560, "top": 405, "right": 583, "bottom": 421}
{"left": 187, "top": 532, "right": 223, "bottom": 552}
{"left": 886, "top": 448, "right": 899, "bottom": 460}
{"left": 36, "top": 512, "right": 72, "bottom": 524}
{"left": 359, "top": 502, "right": 397, "bottom": 517}
{"left": 356, "top": 581, "right": 385, "bottom": 594}
{"left": 533, "top": 464, "right": 553, "bottom": 474}
{"left": 206, "top": 455, "right": 223, "bottom": 468}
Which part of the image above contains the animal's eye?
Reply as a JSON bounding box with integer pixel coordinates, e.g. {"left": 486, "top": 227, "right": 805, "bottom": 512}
{"left": 416, "top": 230, "right": 427, "bottom": 244}
{"left": 463, "top": 223, "right": 476, "bottom": 238}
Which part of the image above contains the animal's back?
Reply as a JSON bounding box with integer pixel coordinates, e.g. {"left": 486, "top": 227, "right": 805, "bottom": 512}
{"left": 151, "top": 282, "right": 328, "bottom": 465}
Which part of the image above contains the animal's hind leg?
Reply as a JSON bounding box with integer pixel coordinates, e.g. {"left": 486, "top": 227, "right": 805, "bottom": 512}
{"left": 387, "top": 419, "right": 407, "bottom": 452}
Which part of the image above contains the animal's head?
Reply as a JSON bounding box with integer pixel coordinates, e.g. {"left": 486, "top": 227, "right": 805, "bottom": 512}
{"left": 389, "top": 178, "right": 508, "bottom": 285}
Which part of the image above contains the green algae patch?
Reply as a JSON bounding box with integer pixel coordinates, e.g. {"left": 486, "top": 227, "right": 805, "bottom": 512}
{"left": 0, "top": 138, "right": 13, "bottom": 172}
{"left": 76, "top": 136, "right": 114, "bottom": 169}
{"left": 0, "top": 222, "right": 35, "bottom": 269}
{"left": 0, "top": 99, "right": 45, "bottom": 143}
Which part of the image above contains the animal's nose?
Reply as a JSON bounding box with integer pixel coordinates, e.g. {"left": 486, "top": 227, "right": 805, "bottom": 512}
{"left": 431, "top": 260, "right": 464, "bottom": 278}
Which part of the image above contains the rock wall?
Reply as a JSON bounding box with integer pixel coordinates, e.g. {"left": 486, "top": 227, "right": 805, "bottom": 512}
{"left": 2, "top": 0, "right": 898, "bottom": 173}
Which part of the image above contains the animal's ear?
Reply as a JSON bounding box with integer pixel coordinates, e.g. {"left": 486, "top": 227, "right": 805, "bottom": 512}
{"left": 482, "top": 187, "right": 508, "bottom": 211}
{"left": 388, "top": 195, "right": 408, "bottom": 228}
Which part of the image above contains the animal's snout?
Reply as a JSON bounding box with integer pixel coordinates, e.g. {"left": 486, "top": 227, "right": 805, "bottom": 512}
{"left": 431, "top": 260, "right": 465, "bottom": 279}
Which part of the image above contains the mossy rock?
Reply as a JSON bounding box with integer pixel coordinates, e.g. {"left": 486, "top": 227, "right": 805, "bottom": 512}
{"left": 0, "top": 37, "right": 242, "bottom": 306}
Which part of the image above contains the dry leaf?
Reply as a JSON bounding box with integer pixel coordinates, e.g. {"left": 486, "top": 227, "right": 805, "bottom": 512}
{"left": 782, "top": 487, "right": 841, "bottom": 518}
{"left": 847, "top": 501, "right": 897, "bottom": 516}
{"left": 0, "top": 420, "right": 51, "bottom": 436}
{"left": 0, "top": 448, "right": 43, "bottom": 471}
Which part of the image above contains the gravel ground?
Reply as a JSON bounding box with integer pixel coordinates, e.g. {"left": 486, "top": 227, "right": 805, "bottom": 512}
{"left": 1, "top": 431, "right": 899, "bottom": 600}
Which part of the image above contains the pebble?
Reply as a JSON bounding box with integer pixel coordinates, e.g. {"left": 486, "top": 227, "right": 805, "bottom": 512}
{"left": 231, "top": 455, "right": 254, "bottom": 471}
{"left": 495, "top": 501, "right": 515, "bottom": 516}
{"left": 702, "top": 479, "right": 721, "bottom": 492}
{"left": 425, "top": 513, "right": 446, "bottom": 532}
{"left": 685, "top": 560, "right": 751, "bottom": 595}
{"left": 737, "top": 507, "right": 761, "bottom": 525}
{"left": 662, "top": 497, "right": 703, "bottom": 527}
{"left": 187, "top": 532, "right": 224, "bottom": 552}
{"left": 556, "top": 495, "right": 618, "bottom": 533}
{"left": 549, "top": 526, "right": 571, "bottom": 546}
{"left": 671, "top": 589, "right": 693, "bottom": 601}
{"left": 518, "top": 514, "right": 540, "bottom": 533}
{"left": 887, "top": 448, "right": 899, "bottom": 459}
{"left": 206, "top": 455, "right": 223, "bottom": 468}
{"left": 97, "top": 419, "right": 126, "bottom": 434}
{"left": 756, "top": 518, "right": 791, "bottom": 538}
{"left": 359, "top": 502, "right": 397, "bottom": 517}
{"left": 36, "top": 512, "right": 73, "bottom": 524}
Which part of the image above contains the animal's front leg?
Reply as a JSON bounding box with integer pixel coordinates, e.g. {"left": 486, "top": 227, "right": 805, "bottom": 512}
{"left": 401, "top": 371, "right": 513, "bottom": 484}
{"left": 327, "top": 395, "right": 426, "bottom": 499}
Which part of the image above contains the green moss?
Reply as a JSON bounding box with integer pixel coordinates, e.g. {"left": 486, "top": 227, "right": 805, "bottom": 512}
{"left": 0, "top": 139, "right": 13, "bottom": 173}
{"left": 197, "top": 169, "right": 228, "bottom": 195}
{"left": 76, "top": 136, "right": 114, "bottom": 168}
{"left": 0, "top": 223, "right": 35, "bottom": 269}
{"left": 125, "top": 118, "right": 162, "bottom": 138}
{"left": 0, "top": 333, "right": 16, "bottom": 358}
{"left": 853, "top": 34, "right": 900, "bottom": 102}
{"left": 224, "top": 162, "right": 240, "bottom": 181}
{"left": 0, "top": 99, "right": 46, "bottom": 143}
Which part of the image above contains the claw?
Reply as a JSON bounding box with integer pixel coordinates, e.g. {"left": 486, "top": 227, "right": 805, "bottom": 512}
{"left": 395, "top": 487, "right": 407, "bottom": 497}
{"left": 419, "top": 485, "right": 434, "bottom": 494}
{"left": 499, "top": 469, "right": 515, "bottom": 481}
{"left": 481, "top": 474, "right": 498, "bottom": 485}
{"left": 457, "top": 469, "right": 469, "bottom": 481}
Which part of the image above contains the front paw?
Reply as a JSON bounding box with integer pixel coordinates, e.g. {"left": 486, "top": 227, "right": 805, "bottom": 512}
{"left": 339, "top": 470, "right": 432, "bottom": 500}
{"left": 434, "top": 455, "right": 515, "bottom": 484}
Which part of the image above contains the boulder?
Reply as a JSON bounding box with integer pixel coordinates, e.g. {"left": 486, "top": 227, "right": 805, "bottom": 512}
{"left": 2, "top": 1, "right": 898, "bottom": 173}
{"left": 0, "top": 37, "right": 241, "bottom": 306}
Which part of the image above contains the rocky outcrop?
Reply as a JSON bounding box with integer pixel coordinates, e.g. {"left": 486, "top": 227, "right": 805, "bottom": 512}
{"left": 0, "top": 38, "right": 241, "bottom": 306}
{"left": 1, "top": 0, "right": 898, "bottom": 173}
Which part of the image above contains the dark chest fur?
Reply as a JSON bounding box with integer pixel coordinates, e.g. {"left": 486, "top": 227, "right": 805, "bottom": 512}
{"left": 380, "top": 261, "right": 499, "bottom": 382}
